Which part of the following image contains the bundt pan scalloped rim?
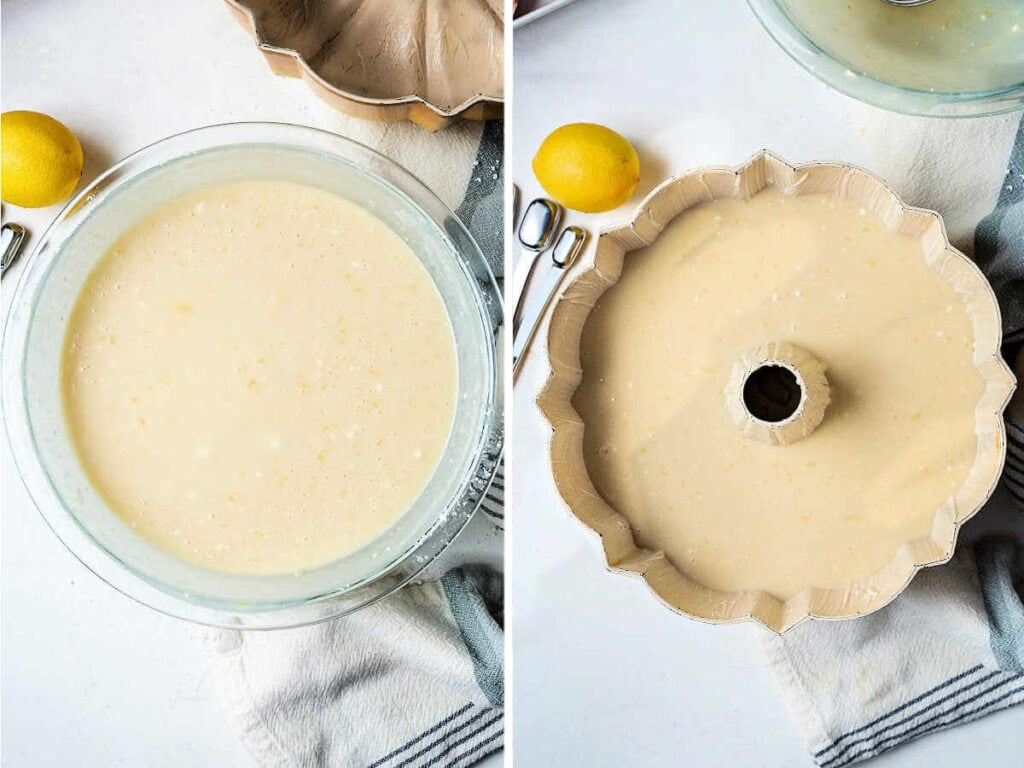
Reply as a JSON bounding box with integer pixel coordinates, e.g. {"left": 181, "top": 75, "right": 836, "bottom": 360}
{"left": 537, "top": 149, "right": 1016, "bottom": 634}
{"left": 224, "top": 0, "right": 504, "bottom": 131}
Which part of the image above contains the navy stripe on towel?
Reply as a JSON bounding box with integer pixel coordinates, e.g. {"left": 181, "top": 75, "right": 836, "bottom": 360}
{"left": 370, "top": 705, "right": 502, "bottom": 768}
{"left": 368, "top": 704, "right": 475, "bottom": 768}
{"left": 1005, "top": 427, "right": 1024, "bottom": 452}
{"left": 813, "top": 664, "right": 984, "bottom": 758}
{"left": 881, "top": 683, "right": 1024, "bottom": 756}
{"left": 1007, "top": 456, "right": 1024, "bottom": 481}
{"left": 446, "top": 728, "right": 504, "bottom": 768}
{"left": 414, "top": 712, "right": 503, "bottom": 768}
{"left": 479, "top": 462, "right": 505, "bottom": 528}
{"left": 391, "top": 708, "right": 500, "bottom": 768}
{"left": 820, "top": 670, "right": 1012, "bottom": 766}
{"left": 1004, "top": 461, "right": 1024, "bottom": 483}
{"left": 478, "top": 462, "right": 505, "bottom": 529}
{"left": 1004, "top": 481, "right": 1024, "bottom": 506}
{"left": 827, "top": 678, "right": 1024, "bottom": 767}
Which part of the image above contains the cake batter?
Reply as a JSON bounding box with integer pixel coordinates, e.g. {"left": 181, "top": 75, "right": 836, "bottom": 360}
{"left": 575, "top": 189, "right": 984, "bottom": 599}
{"left": 62, "top": 180, "right": 456, "bottom": 575}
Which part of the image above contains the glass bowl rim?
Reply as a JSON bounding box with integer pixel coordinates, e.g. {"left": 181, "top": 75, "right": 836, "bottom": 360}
{"left": 746, "top": 0, "right": 1024, "bottom": 119}
{"left": 2, "top": 121, "right": 504, "bottom": 629}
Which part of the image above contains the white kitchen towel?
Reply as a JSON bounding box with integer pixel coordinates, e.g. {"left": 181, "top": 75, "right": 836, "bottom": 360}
{"left": 204, "top": 566, "right": 504, "bottom": 768}
{"left": 202, "top": 102, "right": 505, "bottom": 767}
{"left": 761, "top": 110, "right": 1024, "bottom": 767}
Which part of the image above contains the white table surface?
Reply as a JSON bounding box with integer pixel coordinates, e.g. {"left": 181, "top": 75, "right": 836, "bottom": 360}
{"left": 510, "top": 1, "right": 1024, "bottom": 766}
{"left": 1, "top": 1, "right": 501, "bottom": 766}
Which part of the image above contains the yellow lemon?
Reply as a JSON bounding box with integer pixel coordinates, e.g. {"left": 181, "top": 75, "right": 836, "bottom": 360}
{"left": 532, "top": 123, "right": 640, "bottom": 213}
{"left": 2, "top": 111, "right": 84, "bottom": 208}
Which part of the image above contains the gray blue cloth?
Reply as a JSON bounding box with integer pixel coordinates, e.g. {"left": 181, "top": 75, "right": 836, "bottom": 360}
{"left": 975, "top": 113, "right": 1024, "bottom": 674}
{"left": 455, "top": 121, "right": 505, "bottom": 284}
{"left": 983, "top": 116, "right": 1024, "bottom": 520}
{"left": 762, "top": 117, "right": 1024, "bottom": 766}
{"left": 442, "top": 567, "right": 505, "bottom": 707}
{"left": 976, "top": 537, "right": 1024, "bottom": 671}
{"left": 975, "top": 117, "right": 1024, "bottom": 349}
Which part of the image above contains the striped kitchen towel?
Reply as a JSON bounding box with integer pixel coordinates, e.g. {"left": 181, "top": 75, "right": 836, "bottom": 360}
{"left": 1006, "top": 356, "right": 1024, "bottom": 510}
{"left": 203, "top": 566, "right": 504, "bottom": 768}
{"left": 203, "top": 114, "right": 505, "bottom": 767}
{"left": 760, "top": 113, "right": 1024, "bottom": 766}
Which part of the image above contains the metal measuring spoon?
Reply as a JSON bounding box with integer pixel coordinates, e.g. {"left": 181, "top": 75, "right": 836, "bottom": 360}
{"left": 512, "top": 225, "right": 586, "bottom": 378}
{"left": 1, "top": 223, "right": 27, "bottom": 277}
{"left": 512, "top": 198, "right": 562, "bottom": 334}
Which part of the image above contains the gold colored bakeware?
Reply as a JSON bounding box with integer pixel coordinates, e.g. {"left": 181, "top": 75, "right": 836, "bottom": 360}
{"left": 225, "top": 0, "right": 504, "bottom": 131}
{"left": 537, "top": 150, "right": 1015, "bottom": 633}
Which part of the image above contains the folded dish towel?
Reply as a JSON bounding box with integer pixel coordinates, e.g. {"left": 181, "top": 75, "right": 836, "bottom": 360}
{"left": 204, "top": 565, "right": 504, "bottom": 768}
{"left": 761, "top": 111, "right": 1024, "bottom": 767}
{"left": 203, "top": 113, "right": 505, "bottom": 768}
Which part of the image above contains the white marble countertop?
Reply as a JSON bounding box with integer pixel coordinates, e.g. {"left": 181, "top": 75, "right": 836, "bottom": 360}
{"left": 1, "top": 1, "right": 501, "bottom": 765}
{"left": 510, "top": 0, "right": 1024, "bottom": 765}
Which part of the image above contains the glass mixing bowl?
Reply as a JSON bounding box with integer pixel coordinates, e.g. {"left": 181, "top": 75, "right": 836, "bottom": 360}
{"left": 748, "top": 0, "right": 1024, "bottom": 117}
{"left": 3, "top": 123, "right": 503, "bottom": 628}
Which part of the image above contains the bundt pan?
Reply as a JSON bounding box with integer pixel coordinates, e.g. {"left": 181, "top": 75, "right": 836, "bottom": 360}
{"left": 225, "top": 0, "right": 504, "bottom": 131}
{"left": 537, "top": 150, "right": 1016, "bottom": 633}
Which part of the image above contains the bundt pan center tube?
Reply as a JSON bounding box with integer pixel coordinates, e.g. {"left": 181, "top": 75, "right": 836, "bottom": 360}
{"left": 727, "top": 341, "right": 830, "bottom": 446}
{"left": 537, "top": 150, "right": 1015, "bottom": 633}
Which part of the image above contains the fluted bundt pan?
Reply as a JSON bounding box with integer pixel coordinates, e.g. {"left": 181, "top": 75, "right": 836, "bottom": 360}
{"left": 537, "top": 150, "right": 1015, "bottom": 633}
{"left": 225, "top": 0, "right": 504, "bottom": 131}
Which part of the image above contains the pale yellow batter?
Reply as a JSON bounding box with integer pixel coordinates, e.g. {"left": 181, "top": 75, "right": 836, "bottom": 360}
{"left": 782, "top": 0, "right": 1024, "bottom": 93}
{"left": 62, "top": 181, "right": 456, "bottom": 575}
{"left": 575, "top": 189, "right": 984, "bottom": 599}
